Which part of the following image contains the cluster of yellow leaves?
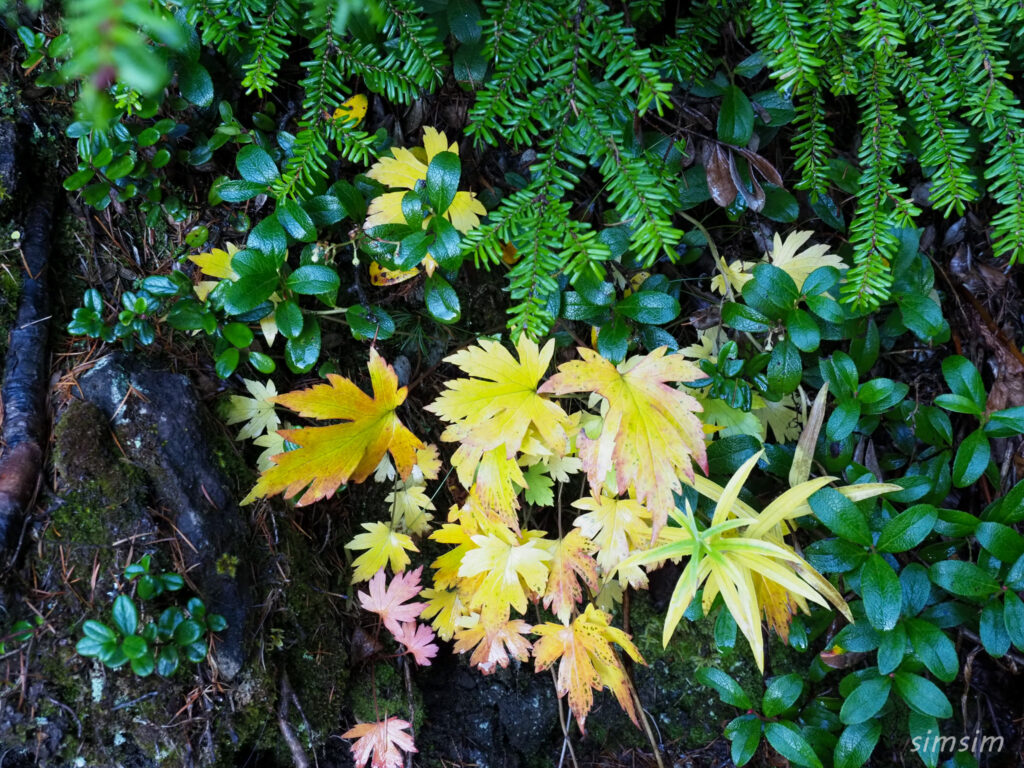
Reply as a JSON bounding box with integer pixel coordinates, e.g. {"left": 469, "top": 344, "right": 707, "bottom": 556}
{"left": 189, "top": 243, "right": 280, "bottom": 345}
{"left": 364, "top": 126, "right": 486, "bottom": 285}
{"left": 242, "top": 329, "right": 882, "bottom": 737}
{"left": 417, "top": 335, "right": 727, "bottom": 730}
{"left": 711, "top": 230, "right": 846, "bottom": 296}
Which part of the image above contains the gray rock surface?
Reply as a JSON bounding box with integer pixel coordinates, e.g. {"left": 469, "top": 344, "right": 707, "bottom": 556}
{"left": 79, "top": 352, "right": 250, "bottom": 680}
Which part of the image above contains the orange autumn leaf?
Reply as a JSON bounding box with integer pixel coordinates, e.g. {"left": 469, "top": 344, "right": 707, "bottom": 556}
{"left": 542, "top": 530, "right": 599, "bottom": 623}
{"left": 538, "top": 347, "right": 707, "bottom": 538}
{"left": 532, "top": 603, "right": 645, "bottom": 733}
{"left": 453, "top": 611, "right": 533, "bottom": 673}
{"left": 242, "top": 348, "right": 424, "bottom": 505}
{"left": 343, "top": 717, "right": 416, "bottom": 768}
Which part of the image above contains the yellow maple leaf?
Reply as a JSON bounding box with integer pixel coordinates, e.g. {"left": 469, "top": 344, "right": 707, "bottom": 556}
{"left": 539, "top": 347, "right": 708, "bottom": 538}
{"left": 345, "top": 522, "right": 419, "bottom": 582}
{"left": 532, "top": 603, "right": 645, "bottom": 733}
{"left": 572, "top": 494, "right": 653, "bottom": 588}
{"left": 364, "top": 126, "right": 486, "bottom": 236}
{"left": 457, "top": 525, "right": 552, "bottom": 614}
{"left": 428, "top": 336, "right": 572, "bottom": 519}
{"left": 420, "top": 587, "right": 466, "bottom": 641}
{"left": 542, "top": 530, "right": 599, "bottom": 623}
{"left": 242, "top": 348, "right": 424, "bottom": 505}
{"left": 428, "top": 522, "right": 478, "bottom": 590}
{"left": 711, "top": 230, "right": 845, "bottom": 295}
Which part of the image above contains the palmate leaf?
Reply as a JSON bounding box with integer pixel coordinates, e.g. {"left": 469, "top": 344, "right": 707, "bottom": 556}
{"left": 533, "top": 603, "right": 645, "bottom": 733}
{"left": 356, "top": 567, "right": 426, "bottom": 636}
{"left": 343, "top": 717, "right": 416, "bottom": 768}
{"left": 427, "top": 335, "right": 572, "bottom": 521}
{"left": 621, "top": 451, "right": 896, "bottom": 672}
{"left": 242, "top": 348, "right": 424, "bottom": 505}
{"left": 539, "top": 347, "right": 707, "bottom": 538}
{"left": 542, "top": 530, "right": 599, "bottom": 624}
{"left": 453, "top": 611, "right": 533, "bottom": 673}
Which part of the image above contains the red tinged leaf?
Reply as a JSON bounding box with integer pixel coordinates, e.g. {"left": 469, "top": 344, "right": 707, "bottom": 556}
{"left": 393, "top": 621, "right": 439, "bottom": 666}
{"left": 357, "top": 567, "right": 426, "bottom": 636}
{"left": 343, "top": 717, "right": 416, "bottom": 768}
{"left": 539, "top": 347, "right": 707, "bottom": 539}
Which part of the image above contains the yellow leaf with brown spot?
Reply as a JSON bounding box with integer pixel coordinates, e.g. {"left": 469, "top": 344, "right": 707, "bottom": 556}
{"left": 542, "top": 530, "right": 599, "bottom": 623}
{"left": 532, "top": 604, "right": 644, "bottom": 733}
{"left": 369, "top": 260, "right": 419, "bottom": 286}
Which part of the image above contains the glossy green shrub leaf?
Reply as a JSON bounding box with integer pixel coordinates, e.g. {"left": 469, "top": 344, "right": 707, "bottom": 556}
{"left": 112, "top": 595, "right": 138, "bottom": 636}
{"left": 721, "top": 302, "right": 771, "bottom": 332}
{"left": 979, "top": 598, "right": 1010, "bottom": 657}
{"left": 826, "top": 399, "right": 860, "bottom": 441}
{"left": 285, "top": 318, "right": 321, "bottom": 373}
{"left": 877, "top": 624, "right": 906, "bottom": 674}
{"left": 215, "top": 347, "right": 240, "bottom": 378}
{"left": 763, "top": 721, "right": 822, "bottom": 768}
{"left": 695, "top": 667, "right": 752, "bottom": 709}
{"left": 121, "top": 634, "right": 148, "bottom": 660}
{"left": 157, "top": 646, "right": 179, "bottom": 676}
{"left": 768, "top": 338, "right": 802, "bottom": 394}
{"left": 236, "top": 145, "right": 278, "bottom": 185}
{"left": 952, "top": 429, "right": 989, "bottom": 488}
{"left": 173, "top": 619, "right": 203, "bottom": 646}
{"left": 179, "top": 61, "right": 213, "bottom": 106}
{"left": 805, "top": 538, "right": 867, "bottom": 573}
{"left": 857, "top": 378, "right": 908, "bottom": 415}
{"left": 840, "top": 676, "right": 891, "bottom": 724}
{"left": 975, "top": 521, "right": 1024, "bottom": 563}
{"left": 287, "top": 265, "right": 340, "bottom": 297}
{"left": 893, "top": 672, "right": 952, "bottom": 718}
{"left": 762, "top": 674, "right": 803, "bottom": 717}
{"left": 277, "top": 200, "right": 317, "bottom": 242}
{"left": 425, "top": 273, "right": 461, "bottom": 324}
{"left": 82, "top": 620, "right": 116, "bottom": 644}
{"left": 725, "top": 714, "right": 761, "bottom": 766}
{"left": 130, "top": 652, "right": 155, "bottom": 677}
{"left": 616, "top": 291, "right": 679, "bottom": 325}
{"left": 876, "top": 504, "right": 937, "bottom": 553}
{"left": 275, "top": 300, "right": 303, "bottom": 339}
{"left": 929, "top": 560, "right": 1000, "bottom": 598}
{"left": 718, "top": 85, "right": 754, "bottom": 147}
{"left": 862, "top": 554, "right": 902, "bottom": 631}
{"left": 1003, "top": 591, "right": 1024, "bottom": 650}
{"left": 898, "top": 293, "right": 946, "bottom": 342}
{"left": 596, "top": 317, "right": 630, "bottom": 364}
{"left": 426, "top": 151, "right": 460, "bottom": 214}
{"left": 809, "top": 487, "right": 871, "bottom": 546}
{"left": 785, "top": 309, "right": 820, "bottom": 352}
{"left": 905, "top": 618, "right": 957, "bottom": 682}
{"left": 223, "top": 322, "right": 254, "bottom": 349}
{"left": 743, "top": 263, "right": 799, "bottom": 319}
{"left": 942, "top": 355, "right": 986, "bottom": 407}
{"left": 834, "top": 721, "right": 881, "bottom": 768}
